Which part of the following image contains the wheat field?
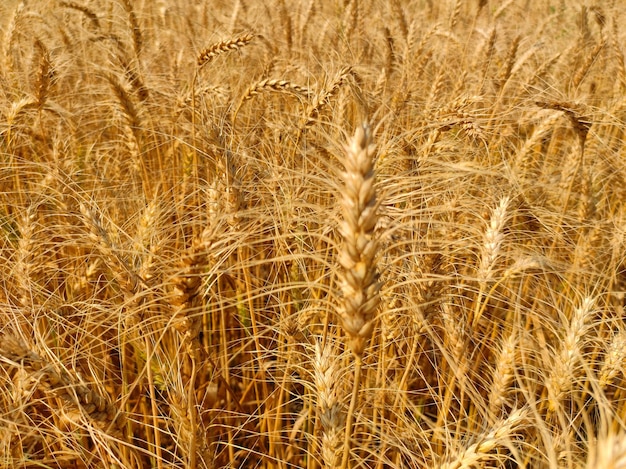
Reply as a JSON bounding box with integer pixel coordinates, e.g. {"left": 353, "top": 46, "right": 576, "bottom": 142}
{"left": 1, "top": 1, "right": 626, "bottom": 468}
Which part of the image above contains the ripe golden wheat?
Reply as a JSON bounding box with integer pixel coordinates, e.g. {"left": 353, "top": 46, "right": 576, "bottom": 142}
{"left": 1, "top": 1, "right": 626, "bottom": 468}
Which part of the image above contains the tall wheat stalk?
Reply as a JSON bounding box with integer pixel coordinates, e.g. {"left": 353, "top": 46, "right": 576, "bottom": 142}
{"left": 335, "top": 123, "right": 382, "bottom": 468}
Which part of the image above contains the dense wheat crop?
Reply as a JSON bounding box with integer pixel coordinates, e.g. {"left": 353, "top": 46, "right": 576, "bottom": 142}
{"left": 1, "top": 0, "right": 626, "bottom": 468}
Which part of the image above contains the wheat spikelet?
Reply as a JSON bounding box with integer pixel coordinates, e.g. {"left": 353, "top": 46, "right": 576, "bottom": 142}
{"left": 169, "top": 234, "right": 210, "bottom": 346}
{"left": 133, "top": 200, "right": 160, "bottom": 283}
{"left": 611, "top": 19, "right": 626, "bottom": 93}
{"left": 448, "top": 0, "right": 462, "bottom": 30}
{"left": 278, "top": 0, "right": 293, "bottom": 50}
{"left": 106, "top": 73, "right": 144, "bottom": 171}
{"left": 471, "top": 28, "right": 495, "bottom": 94}
{"left": 336, "top": 123, "right": 382, "bottom": 469}
{"left": 589, "top": 5, "right": 606, "bottom": 30}
{"left": 382, "top": 26, "right": 395, "bottom": 80}
{"left": 197, "top": 33, "right": 255, "bottom": 67}
{"left": 342, "top": 0, "right": 359, "bottom": 43}
{"left": 493, "top": 0, "right": 515, "bottom": 19}
{"left": 114, "top": 52, "right": 149, "bottom": 101}
{"left": 577, "top": 166, "right": 596, "bottom": 225}
{"left": 516, "top": 111, "right": 561, "bottom": 180}
{"left": 106, "top": 74, "right": 140, "bottom": 129}
{"left": 2, "top": 2, "right": 24, "bottom": 73}
{"left": 240, "top": 78, "right": 309, "bottom": 102}
{"left": 167, "top": 389, "right": 211, "bottom": 468}
{"left": 535, "top": 100, "right": 591, "bottom": 154}
{"left": 298, "top": 0, "right": 316, "bottom": 46}
{"left": 433, "top": 96, "right": 486, "bottom": 142}
{"left": 12, "top": 206, "right": 38, "bottom": 308}
{"left": 440, "top": 302, "right": 469, "bottom": 383}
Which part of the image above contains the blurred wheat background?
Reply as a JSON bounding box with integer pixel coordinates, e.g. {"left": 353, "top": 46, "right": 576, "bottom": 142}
{"left": 1, "top": 1, "right": 626, "bottom": 468}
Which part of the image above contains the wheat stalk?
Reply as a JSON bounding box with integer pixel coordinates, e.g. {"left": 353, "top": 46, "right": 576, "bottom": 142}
{"left": 336, "top": 123, "right": 382, "bottom": 469}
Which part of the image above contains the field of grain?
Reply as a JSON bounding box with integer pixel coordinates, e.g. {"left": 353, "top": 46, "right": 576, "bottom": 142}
{"left": 1, "top": 1, "right": 626, "bottom": 468}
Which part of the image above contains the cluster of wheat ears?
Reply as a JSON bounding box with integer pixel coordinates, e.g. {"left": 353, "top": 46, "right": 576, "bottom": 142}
{"left": 1, "top": 0, "right": 626, "bottom": 468}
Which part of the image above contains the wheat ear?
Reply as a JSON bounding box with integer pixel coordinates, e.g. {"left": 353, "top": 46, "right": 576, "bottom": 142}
{"left": 336, "top": 123, "right": 381, "bottom": 469}
{"left": 337, "top": 123, "right": 381, "bottom": 357}
{"left": 33, "top": 40, "right": 53, "bottom": 110}
{"left": 121, "top": 0, "right": 142, "bottom": 56}
{"left": 599, "top": 330, "right": 626, "bottom": 388}
{"left": 441, "top": 408, "right": 527, "bottom": 469}
{"left": 545, "top": 296, "right": 595, "bottom": 412}
{"left": 313, "top": 340, "right": 344, "bottom": 468}
{"left": 233, "top": 78, "right": 310, "bottom": 123}
{"left": 197, "top": 33, "right": 255, "bottom": 67}
{"left": 59, "top": 1, "right": 100, "bottom": 29}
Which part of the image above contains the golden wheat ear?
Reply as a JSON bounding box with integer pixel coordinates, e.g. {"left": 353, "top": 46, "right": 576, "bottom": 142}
{"left": 197, "top": 33, "right": 255, "bottom": 67}
{"left": 337, "top": 122, "right": 382, "bottom": 360}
